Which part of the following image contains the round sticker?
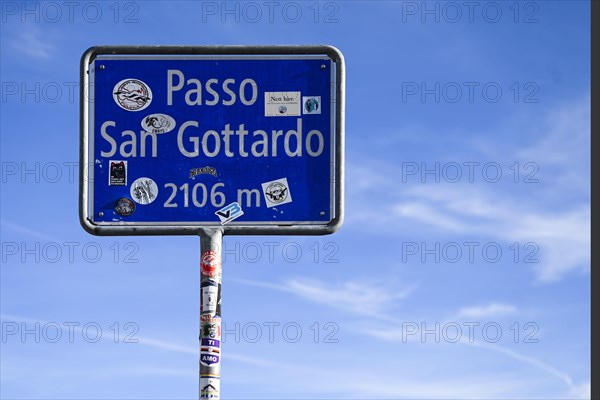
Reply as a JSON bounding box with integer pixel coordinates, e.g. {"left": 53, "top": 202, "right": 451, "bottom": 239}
{"left": 113, "top": 78, "right": 152, "bottom": 112}
{"left": 304, "top": 97, "right": 319, "bottom": 113}
{"left": 265, "top": 181, "right": 288, "bottom": 204}
{"left": 130, "top": 177, "right": 158, "bottom": 205}
{"left": 115, "top": 197, "right": 135, "bottom": 216}
{"left": 201, "top": 250, "right": 220, "bottom": 278}
{"left": 202, "top": 320, "right": 221, "bottom": 339}
{"left": 141, "top": 113, "right": 176, "bottom": 134}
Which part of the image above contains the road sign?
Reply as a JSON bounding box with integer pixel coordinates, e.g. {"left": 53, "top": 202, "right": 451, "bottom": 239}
{"left": 79, "top": 45, "right": 345, "bottom": 400}
{"left": 80, "top": 46, "right": 345, "bottom": 235}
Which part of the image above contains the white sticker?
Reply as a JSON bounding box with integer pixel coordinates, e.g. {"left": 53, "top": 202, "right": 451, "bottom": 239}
{"left": 141, "top": 113, "right": 176, "bottom": 134}
{"left": 302, "top": 96, "right": 321, "bottom": 114}
{"left": 112, "top": 78, "right": 152, "bottom": 112}
{"left": 130, "top": 177, "right": 158, "bottom": 205}
{"left": 200, "top": 377, "right": 220, "bottom": 399}
{"left": 201, "top": 279, "right": 219, "bottom": 314}
{"left": 261, "top": 178, "right": 292, "bottom": 208}
{"left": 264, "top": 91, "right": 301, "bottom": 116}
{"left": 215, "top": 202, "right": 244, "bottom": 224}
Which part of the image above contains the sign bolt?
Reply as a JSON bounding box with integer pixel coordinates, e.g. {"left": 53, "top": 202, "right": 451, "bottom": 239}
{"left": 98, "top": 212, "right": 104, "bottom": 217}
{"left": 99, "top": 65, "right": 105, "bottom": 70}
{"left": 321, "top": 64, "right": 326, "bottom": 70}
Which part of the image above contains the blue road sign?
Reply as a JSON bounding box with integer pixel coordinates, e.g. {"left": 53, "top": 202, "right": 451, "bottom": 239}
{"left": 80, "top": 46, "right": 345, "bottom": 235}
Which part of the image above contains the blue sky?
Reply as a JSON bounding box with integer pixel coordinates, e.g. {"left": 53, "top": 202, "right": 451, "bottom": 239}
{"left": 0, "top": 1, "right": 590, "bottom": 399}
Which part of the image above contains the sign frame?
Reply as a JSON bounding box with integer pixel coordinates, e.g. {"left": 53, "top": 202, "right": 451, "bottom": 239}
{"left": 79, "top": 45, "right": 345, "bottom": 236}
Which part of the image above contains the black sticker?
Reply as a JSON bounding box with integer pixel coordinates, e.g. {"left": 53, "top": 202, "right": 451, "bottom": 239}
{"left": 109, "top": 160, "right": 127, "bottom": 186}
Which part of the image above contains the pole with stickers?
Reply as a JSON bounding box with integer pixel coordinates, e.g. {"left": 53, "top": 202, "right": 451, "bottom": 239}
{"left": 80, "top": 45, "right": 345, "bottom": 399}
{"left": 199, "top": 228, "right": 223, "bottom": 398}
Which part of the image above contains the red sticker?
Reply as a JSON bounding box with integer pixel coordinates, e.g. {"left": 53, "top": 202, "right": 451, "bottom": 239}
{"left": 201, "top": 250, "right": 220, "bottom": 278}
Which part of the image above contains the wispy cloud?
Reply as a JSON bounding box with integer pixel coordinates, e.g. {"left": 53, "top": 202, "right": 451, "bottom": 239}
{"left": 236, "top": 279, "right": 583, "bottom": 398}
{"left": 565, "top": 382, "right": 591, "bottom": 400}
{"left": 464, "top": 339, "right": 574, "bottom": 388}
{"left": 2, "top": 313, "right": 584, "bottom": 400}
{"left": 329, "top": 375, "right": 539, "bottom": 399}
{"left": 7, "top": 26, "right": 53, "bottom": 60}
{"left": 346, "top": 98, "right": 590, "bottom": 282}
{"left": 1, "top": 220, "right": 61, "bottom": 242}
{"left": 396, "top": 184, "right": 590, "bottom": 282}
{"left": 236, "top": 277, "right": 414, "bottom": 318}
{"left": 515, "top": 98, "right": 590, "bottom": 193}
{"left": 0, "top": 313, "right": 273, "bottom": 369}
{"left": 456, "top": 302, "right": 518, "bottom": 319}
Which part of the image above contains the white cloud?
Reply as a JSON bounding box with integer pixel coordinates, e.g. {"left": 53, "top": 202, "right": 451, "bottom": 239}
{"left": 337, "top": 376, "right": 535, "bottom": 399}
{"left": 345, "top": 98, "right": 590, "bottom": 282}
{"left": 565, "top": 381, "right": 591, "bottom": 400}
{"left": 457, "top": 302, "right": 517, "bottom": 319}
{"left": 393, "top": 200, "right": 469, "bottom": 232}
{"left": 393, "top": 184, "right": 590, "bottom": 282}
{"left": 515, "top": 98, "right": 590, "bottom": 190}
{"left": 237, "top": 278, "right": 413, "bottom": 319}
{"left": 241, "top": 274, "right": 589, "bottom": 399}
{"left": 464, "top": 339, "right": 574, "bottom": 388}
{"left": 7, "top": 26, "right": 53, "bottom": 60}
{"left": 0, "top": 313, "right": 274, "bottom": 369}
{"left": 1, "top": 220, "right": 61, "bottom": 242}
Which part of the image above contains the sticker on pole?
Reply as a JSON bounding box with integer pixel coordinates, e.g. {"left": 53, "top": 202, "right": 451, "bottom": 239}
{"left": 200, "top": 316, "right": 221, "bottom": 367}
{"left": 201, "top": 279, "right": 220, "bottom": 315}
{"left": 201, "top": 251, "right": 221, "bottom": 278}
{"left": 80, "top": 46, "right": 344, "bottom": 235}
{"left": 200, "top": 377, "right": 220, "bottom": 399}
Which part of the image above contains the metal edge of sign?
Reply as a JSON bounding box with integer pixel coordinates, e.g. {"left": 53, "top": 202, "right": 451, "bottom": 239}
{"left": 79, "top": 45, "right": 345, "bottom": 237}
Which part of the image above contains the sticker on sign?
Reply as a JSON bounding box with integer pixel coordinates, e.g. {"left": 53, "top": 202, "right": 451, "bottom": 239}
{"left": 262, "top": 178, "right": 293, "bottom": 208}
{"left": 80, "top": 46, "right": 345, "bottom": 236}
{"left": 215, "top": 202, "right": 244, "bottom": 224}
{"left": 264, "top": 91, "right": 301, "bottom": 116}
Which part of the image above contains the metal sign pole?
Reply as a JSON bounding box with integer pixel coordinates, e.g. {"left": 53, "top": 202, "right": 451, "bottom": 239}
{"left": 199, "top": 228, "right": 223, "bottom": 400}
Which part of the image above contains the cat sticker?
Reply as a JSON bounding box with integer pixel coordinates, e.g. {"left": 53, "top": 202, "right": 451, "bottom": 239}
{"left": 109, "top": 160, "right": 127, "bottom": 186}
